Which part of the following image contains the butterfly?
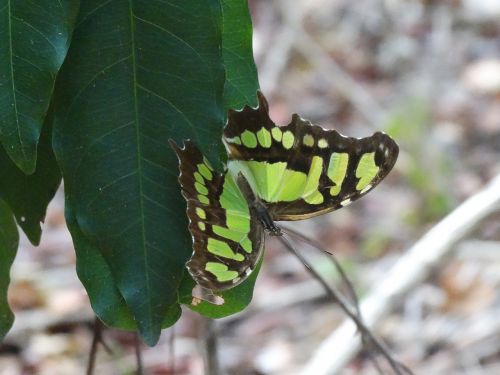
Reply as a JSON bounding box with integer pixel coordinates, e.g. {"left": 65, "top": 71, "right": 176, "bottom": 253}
{"left": 171, "top": 92, "right": 398, "bottom": 292}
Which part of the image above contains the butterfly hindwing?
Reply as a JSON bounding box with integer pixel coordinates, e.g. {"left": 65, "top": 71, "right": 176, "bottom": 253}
{"left": 223, "top": 92, "right": 399, "bottom": 221}
{"left": 171, "top": 140, "right": 265, "bottom": 291}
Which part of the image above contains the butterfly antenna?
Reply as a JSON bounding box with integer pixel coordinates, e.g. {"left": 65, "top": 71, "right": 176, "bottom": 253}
{"left": 277, "top": 232, "right": 413, "bottom": 375}
{"left": 280, "top": 226, "right": 385, "bottom": 373}
{"left": 280, "top": 226, "right": 361, "bottom": 317}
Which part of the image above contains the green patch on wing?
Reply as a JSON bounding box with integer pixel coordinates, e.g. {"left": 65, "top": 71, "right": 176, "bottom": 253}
{"left": 179, "top": 258, "right": 262, "bottom": 318}
{"left": 327, "top": 153, "right": 349, "bottom": 196}
{"left": 356, "top": 152, "right": 379, "bottom": 191}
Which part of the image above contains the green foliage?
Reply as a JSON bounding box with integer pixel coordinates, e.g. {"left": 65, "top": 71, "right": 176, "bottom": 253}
{"left": 0, "top": 199, "right": 18, "bottom": 340}
{"left": 0, "top": 108, "right": 61, "bottom": 245}
{"left": 0, "top": 0, "right": 79, "bottom": 173}
{"left": 221, "top": 0, "right": 259, "bottom": 111}
{"left": 0, "top": 0, "right": 259, "bottom": 345}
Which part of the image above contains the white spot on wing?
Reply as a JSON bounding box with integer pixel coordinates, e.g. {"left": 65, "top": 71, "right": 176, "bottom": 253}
{"left": 361, "top": 184, "right": 372, "bottom": 194}
{"left": 341, "top": 198, "right": 352, "bottom": 207}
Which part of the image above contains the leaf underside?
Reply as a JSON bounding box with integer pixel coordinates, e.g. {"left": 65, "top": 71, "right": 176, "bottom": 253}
{"left": 0, "top": 0, "right": 79, "bottom": 173}
{"left": 0, "top": 107, "right": 61, "bottom": 245}
{"left": 53, "top": 0, "right": 259, "bottom": 345}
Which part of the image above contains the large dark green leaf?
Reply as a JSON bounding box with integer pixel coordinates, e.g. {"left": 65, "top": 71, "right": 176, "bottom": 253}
{"left": 0, "top": 0, "right": 79, "bottom": 173}
{"left": 68, "top": 189, "right": 182, "bottom": 331}
{"left": 179, "top": 0, "right": 261, "bottom": 317}
{"left": 53, "top": 0, "right": 239, "bottom": 346}
{"left": 0, "top": 107, "right": 61, "bottom": 245}
{"left": 66, "top": 206, "right": 136, "bottom": 331}
{"left": 0, "top": 199, "right": 18, "bottom": 340}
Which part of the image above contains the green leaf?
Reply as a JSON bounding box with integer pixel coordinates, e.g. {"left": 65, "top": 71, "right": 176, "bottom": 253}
{"left": 68, "top": 185, "right": 178, "bottom": 331}
{"left": 0, "top": 107, "right": 61, "bottom": 245}
{"left": 53, "top": 0, "right": 241, "bottom": 346}
{"left": 66, "top": 206, "right": 136, "bottom": 331}
{"left": 221, "top": 0, "right": 259, "bottom": 111}
{"left": 180, "top": 259, "right": 262, "bottom": 318}
{"left": 162, "top": 303, "right": 182, "bottom": 328}
{"left": 0, "top": 199, "right": 19, "bottom": 340}
{"left": 0, "top": 0, "right": 79, "bottom": 173}
{"left": 177, "top": 0, "right": 261, "bottom": 318}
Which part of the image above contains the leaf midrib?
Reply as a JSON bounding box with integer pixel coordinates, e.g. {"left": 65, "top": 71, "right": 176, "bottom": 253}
{"left": 6, "top": 0, "right": 26, "bottom": 161}
{"left": 128, "top": 0, "right": 153, "bottom": 330}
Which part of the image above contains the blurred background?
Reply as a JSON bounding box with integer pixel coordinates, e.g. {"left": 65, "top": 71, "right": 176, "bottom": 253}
{"left": 2, "top": 0, "right": 500, "bottom": 374}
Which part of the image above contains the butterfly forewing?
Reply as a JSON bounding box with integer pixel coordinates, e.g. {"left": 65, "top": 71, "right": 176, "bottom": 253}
{"left": 223, "top": 92, "right": 399, "bottom": 221}
{"left": 171, "top": 140, "right": 264, "bottom": 291}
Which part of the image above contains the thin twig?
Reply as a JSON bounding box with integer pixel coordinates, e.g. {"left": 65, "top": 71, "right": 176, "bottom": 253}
{"left": 134, "top": 333, "right": 143, "bottom": 375}
{"left": 278, "top": 235, "right": 412, "bottom": 375}
{"left": 100, "top": 334, "right": 113, "bottom": 355}
{"left": 87, "top": 317, "right": 103, "bottom": 375}
{"left": 169, "top": 325, "right": 176, "bottom": 374}
{"left": 201, "top": 317, "right": 220, "bottom": 375}
{"left": 302, "top": 174, "right": 500, "bottom": 374}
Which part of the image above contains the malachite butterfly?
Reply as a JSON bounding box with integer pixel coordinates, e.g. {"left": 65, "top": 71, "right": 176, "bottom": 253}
{"left": 171, "top": 92, "right": 398, "bottom": 292}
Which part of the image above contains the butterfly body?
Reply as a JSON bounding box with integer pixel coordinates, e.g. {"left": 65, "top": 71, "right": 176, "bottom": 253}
{"left": 172, "top": 92, "right": 398, "bottom": 292}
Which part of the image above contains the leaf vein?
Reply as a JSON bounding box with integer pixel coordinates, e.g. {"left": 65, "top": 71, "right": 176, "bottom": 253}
{"left": 7, "top": 0, "right": 25, "bottom": 161}
{"left": 136, "top": 83, "right": 200, "bottom": 135}
{"left": 12, "top": 15, "right": 59, "bottom": 52}
{"left": 75, "top": 0, "right": 114, "bottom": 29}
{"left": 64, "top": 55, "right": 131, "bottom": 122}
{"left": 132, "top": 14, "right": 205, "bottom": 66}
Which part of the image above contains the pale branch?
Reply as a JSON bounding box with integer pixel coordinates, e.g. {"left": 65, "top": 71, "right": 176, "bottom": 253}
{"left": 301, "top": 173, "right": 500, "bottom": 375}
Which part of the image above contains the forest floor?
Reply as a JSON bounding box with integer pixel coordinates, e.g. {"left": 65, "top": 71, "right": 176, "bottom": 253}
{"left": 2, "top": 0, "right": 500, "bottom": 374}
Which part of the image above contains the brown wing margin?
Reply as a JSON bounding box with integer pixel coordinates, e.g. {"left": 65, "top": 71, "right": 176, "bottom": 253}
{"left": 170, "top": 140, "right": 264, "bottom": 291}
